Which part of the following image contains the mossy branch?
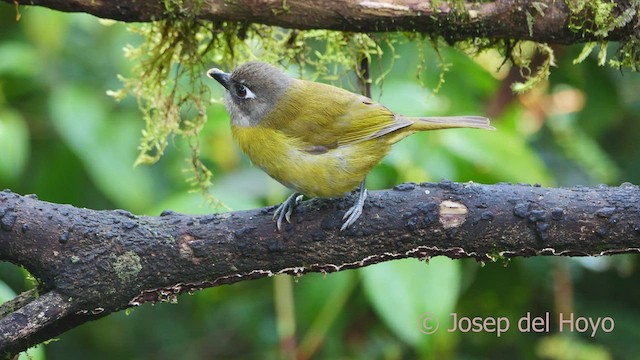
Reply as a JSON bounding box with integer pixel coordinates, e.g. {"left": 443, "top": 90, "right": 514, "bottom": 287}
{"left": 5, "top": 0, "right": 639, "bottom": 44}
{"left": 8, "top": 0, "right": 638, "bottom": 197}
{"left": 2, "top": 182, "right": 640, "bottom": 355}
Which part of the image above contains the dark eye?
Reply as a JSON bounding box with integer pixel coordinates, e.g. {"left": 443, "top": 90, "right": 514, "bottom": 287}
{"left": 235, "top": 84, "right": 246, "bottom": 97}
{"left": 234, "top": 83, "right": 256, "bottom": 99}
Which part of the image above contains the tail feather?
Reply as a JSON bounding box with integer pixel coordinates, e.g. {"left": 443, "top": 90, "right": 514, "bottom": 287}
{"left": 405, "top": 115, "right": 495, "bottom": 131}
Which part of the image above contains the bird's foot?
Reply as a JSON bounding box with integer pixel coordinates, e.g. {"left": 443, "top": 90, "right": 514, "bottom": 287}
{"left": 273, "top": 193, "right": 303, "bottom": 231}
{"left": 341, "top": 185, "right": 367, "bottom": 231}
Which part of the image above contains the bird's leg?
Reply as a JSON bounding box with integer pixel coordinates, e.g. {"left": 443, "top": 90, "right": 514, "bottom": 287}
{"left": 273, "top": 192, "right": 303, "bottom": 231}
{"left": 341, "top": 181, "right": 367, "bottom": 231}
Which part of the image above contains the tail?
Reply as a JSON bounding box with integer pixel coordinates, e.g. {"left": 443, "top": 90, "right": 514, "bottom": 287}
{"left": 405, "top": 115, "right": 495, "bottom": 131}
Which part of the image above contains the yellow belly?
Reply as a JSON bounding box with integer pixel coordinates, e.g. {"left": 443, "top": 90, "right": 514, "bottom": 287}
{"left": 232, "top": 125, "right": 389, "bottom": 198}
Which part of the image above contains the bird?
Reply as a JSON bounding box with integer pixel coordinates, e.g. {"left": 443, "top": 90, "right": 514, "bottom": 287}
{"left": 207, "top": 61, "right": 494, "bottom": 231}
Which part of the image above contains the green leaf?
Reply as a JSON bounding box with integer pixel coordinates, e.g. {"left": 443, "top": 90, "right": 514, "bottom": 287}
{"left": 373, "top": 80, "right": 447, "bottom": 116}
{"left": 0, "top": 281, "right": 16, "bottom": 304}
{"left": 0, "top": 42, "right": 41, "bottom": 77}
{"left": 536, "top": 335, "right": 612, "bottom": 360}
{"left": 0, "top": 109, "right": 29, "bottom": 181}
{"left": 23, "top": 7, "right": 69, "bottom": 55}
{"left": 440, "top": 126, "right": 554, "bottom": 185}
{"left": 361, "top": 257, "right": 461, "bottom": 348}
{"left": 49, "top": 84, "right": 154, "bottom": 211}
{"left": 147, "top": 168, "right": 272, "bottom": 215}
{"left": 548, "top": 113, "right": 620, "bottom": 183}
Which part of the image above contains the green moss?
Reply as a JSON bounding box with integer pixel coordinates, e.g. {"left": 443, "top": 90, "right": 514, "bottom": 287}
{"left": 525, "top": 11, "right": 535, "bottom": 38}
{"left": 427, "top": 37, "right": 450, "bottom": 95}
{"left": 568, "top": 0, "right": 640, "bottom": 71}
{"left": 485, "top": 248, "right": 512, "bottom": 267}
{"left": 111, "top": 20, "right": 398, "bottom": 201}
{"left": 609, "top": 40, "right": 640, "bottom": 71}
{"left": 511, "top": 42, "right": 556, "bottom": 94}
{"left": 110, "top": 0, "right": 639, "bottom": 203}
{"left": 113, "top": 251, "right": 142, "bottom": 284}
{"left": 486, "top": 249, "right": 504, "bottom": 262}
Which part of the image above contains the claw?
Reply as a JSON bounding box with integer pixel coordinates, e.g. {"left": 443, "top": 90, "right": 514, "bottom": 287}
{"left": 341, "top": 182, "right": 367, "bottom": 231}
{"left": 273, "top": 193, "right": 302, "bottom": 231}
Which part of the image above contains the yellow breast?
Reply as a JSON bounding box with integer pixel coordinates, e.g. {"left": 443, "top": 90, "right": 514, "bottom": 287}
{"left": 231, "top": 125, "right": 389, "bottom": 198}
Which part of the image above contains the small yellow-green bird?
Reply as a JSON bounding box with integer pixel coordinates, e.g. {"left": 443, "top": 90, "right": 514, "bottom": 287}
{"left": 207, "top": 62, "right": 493, "bottom": 231}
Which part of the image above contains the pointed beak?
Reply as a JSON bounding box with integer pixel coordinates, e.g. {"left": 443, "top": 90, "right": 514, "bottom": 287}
{"left": 207, "top": 68, "right": 231, "bottom": 91}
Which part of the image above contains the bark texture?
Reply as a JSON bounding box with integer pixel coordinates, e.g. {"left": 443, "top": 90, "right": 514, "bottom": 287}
{"left": 5, "top": 0, "right": 639, "bottom": 44}
{"left": 1, "top": 182, "right": 640, "bottom": 355}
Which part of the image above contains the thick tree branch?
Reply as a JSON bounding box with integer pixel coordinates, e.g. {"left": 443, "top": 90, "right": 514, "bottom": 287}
{"left": 1, "top": 182, "right": 640, "bottom": 354}
{"left": 5, "top": 0, "right": 639, "bottom": 44}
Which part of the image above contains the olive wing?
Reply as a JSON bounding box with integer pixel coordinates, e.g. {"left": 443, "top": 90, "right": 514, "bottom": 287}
{"left": 262, "top": 80, "right": 411, "bottom": 151}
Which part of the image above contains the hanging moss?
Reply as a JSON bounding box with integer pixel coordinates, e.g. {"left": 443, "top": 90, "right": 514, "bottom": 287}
{"left": 568, "top": 0, "right": 640, "bottom": 70}
{"left": 109, "top": 0, "right": 640, "bottom": 201}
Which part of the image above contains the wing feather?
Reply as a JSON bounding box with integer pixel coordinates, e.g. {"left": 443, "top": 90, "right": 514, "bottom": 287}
{"left": 259, "top": 80, "right": 411, "bottom": 149}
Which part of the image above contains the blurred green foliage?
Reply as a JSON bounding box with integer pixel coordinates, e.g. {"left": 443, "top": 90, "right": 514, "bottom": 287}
{"left": 1, "top": 4, "right": 640, "bottom": 360}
